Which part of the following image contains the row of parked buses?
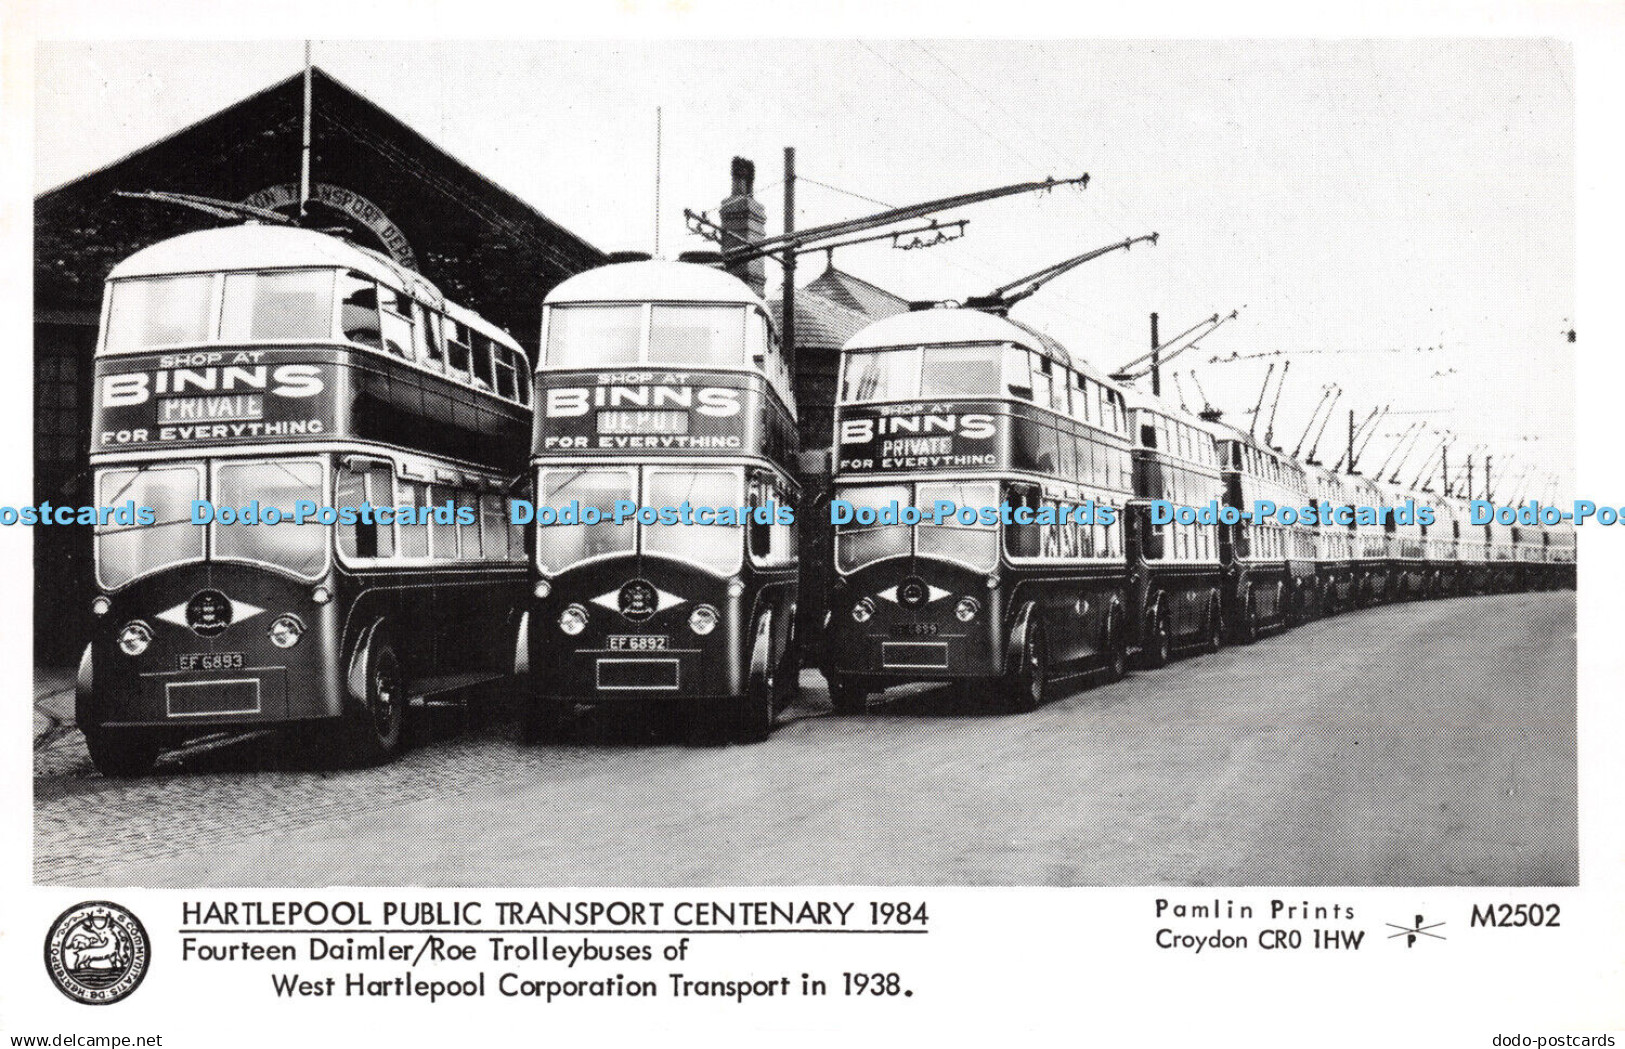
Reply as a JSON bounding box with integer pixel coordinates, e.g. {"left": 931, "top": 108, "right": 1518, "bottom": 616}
{"left": 74, "top": 226, "right": 1574, "bottom": 774}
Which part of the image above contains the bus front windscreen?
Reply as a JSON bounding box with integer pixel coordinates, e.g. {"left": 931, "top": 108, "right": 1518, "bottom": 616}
{"left": 211, "top": 459, "right": 329, "bottom": 579}
{"left": 533, "top": 465, "right": 743, "bottom": 576}
{"left": 95, "top": 464, "right": 207, "bottom": 589}
{"left": 835, "top": 479, "right": 999, "bottom": 573}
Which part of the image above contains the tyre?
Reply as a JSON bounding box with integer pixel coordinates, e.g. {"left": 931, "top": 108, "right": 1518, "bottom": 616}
{"left": 344, "top": 635, "right": 406, "bottom": 766}
{"left": 1141, "top": 607, "right": 1171, "bottom": 669}
{"left": 1004, "top": 621, "right": 1047, "bottom": 714}
{"left": 827, "top": 675, "right": 869, "bottom": 714}
{"left": 1239, "top": 590, "right": 1260, "bottom": 644}
{"left": 1203, "top": 601, "right": 1223, "bottom": 654}
{"left": 1104, "top": 612, "right": 1128, "bottom": 682}
{"left": 724, "top": 615, "right": 777, "bottom": 744}
{"left": 84, "top": 729, "right": 163, "bottom": 778}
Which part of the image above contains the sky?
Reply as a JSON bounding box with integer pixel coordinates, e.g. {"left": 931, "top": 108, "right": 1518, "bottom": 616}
{"left": 35, "top": 39, "right": 1576, "bottom": 498}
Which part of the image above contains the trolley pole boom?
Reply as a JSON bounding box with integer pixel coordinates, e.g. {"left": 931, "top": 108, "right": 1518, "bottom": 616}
{"left": 1387, "top": 424, "right": 1432, "bottom": 484}
{"left": 1248, "top": 363, "right": 1276, "bottom": 439}
{"left": 686, "top": 173, "right": 1090, "bottom": 266}
{"left": 1302, "top": 386, "right": 1342, "bottom": 463}
{"left": 961, "top": 232, "right": 1158, "bottom": 315}
{"left": 1263, "top": 360, "right": 1291, "bottom": 450}
{"left": 1113, "top": 310, "right": 1237, "bottom": 381}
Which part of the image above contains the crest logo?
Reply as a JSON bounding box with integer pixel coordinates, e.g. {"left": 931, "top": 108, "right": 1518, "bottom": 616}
{"left": 44, "top": 901, "right": 151, "bottom": 1005}
{"left": 186, "top": 590, "right": 233, "bottom": 636}
{"left": 618, "top": 579, "right": 659, "bottom": 622}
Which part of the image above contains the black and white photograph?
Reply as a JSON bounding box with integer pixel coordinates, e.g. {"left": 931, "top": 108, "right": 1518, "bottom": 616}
{"left": 4, "top": 4, "right": 1622, "bottom": 1044}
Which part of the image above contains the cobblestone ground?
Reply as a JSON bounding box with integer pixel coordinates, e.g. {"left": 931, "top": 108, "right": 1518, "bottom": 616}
{"left": 36, "top": 591, "right": 1577, "bottom": 887}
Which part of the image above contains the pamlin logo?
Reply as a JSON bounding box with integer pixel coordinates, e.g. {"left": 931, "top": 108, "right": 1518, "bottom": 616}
{"left": 44, "top": 901, "right": 151, "bottom": 1004}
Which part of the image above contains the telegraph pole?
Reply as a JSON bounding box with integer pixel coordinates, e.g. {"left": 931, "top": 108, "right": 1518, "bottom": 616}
{"left": 782, "top": 147, "right": 796, "bottom": 375}
{"left": 299, "top": 41, "right": 313, "bottom": 221}
{"left": 1485, "top": 456, "right": 1493, "bottom": 503}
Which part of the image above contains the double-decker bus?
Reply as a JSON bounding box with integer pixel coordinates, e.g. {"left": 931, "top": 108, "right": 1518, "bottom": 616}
{"left": 1381, "top": 481, "right": 1430, "bottom": 600}
{"left": 1122, "top": 389, "right": 1225, "bottom": 665}
{"left": 826, "top": 307, "right": 1133, "bottom": 714}
{"left": 78, "top": 225, "right": 534, "bottom": 775}
{"left": 1346, "top": 473, "right": 1393, "bottom": 605}
{"left": 1213, "top": 425, "right": 1316, "bottom": 640}
{"left": 1301, "top": 463, "right": 1358, "bottom": 616}
{"left": 523, "top": 260, "right": 800, "bottom": 744}
{"left": 1439, "top": 495, "right": 1490, "bottom": 595}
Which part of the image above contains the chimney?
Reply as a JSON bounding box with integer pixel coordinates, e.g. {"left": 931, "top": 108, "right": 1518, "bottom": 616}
{"left": 718, "top": 156, "right": 766, "bottom": 297}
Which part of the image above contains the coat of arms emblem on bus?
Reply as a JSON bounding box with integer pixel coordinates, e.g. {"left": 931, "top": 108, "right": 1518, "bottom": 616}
{"left": 185, "top": 589, "right": 233, "bottom": 636}
{"left": 43, "top": 901, "right": 151, "bottom": 1005}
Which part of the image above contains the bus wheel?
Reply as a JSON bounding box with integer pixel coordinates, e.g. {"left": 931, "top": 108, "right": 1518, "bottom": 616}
{"left": 725, "top": 615, "right": 777, "bottom": 744}
{"left": 827, "top": 676, "right": 868, "bottom": 714}
{"left": 1141, "top": 607, "right": 1171, "bottom": 669}
{"left": 346, "top": 637, "right": 406, "bottom": 766}
{"left": 84, "top": 729, "right": 162, "bottom": 778}
{"left": 1240, "top": 590, "right": 1260, "bottom": 645}
{"left": 1204, "top": 600, "right": 1223, "bottom": 654}
{"left": 1004, "top": 622, "right": 1047, "bottom": 714}
{"left": 1104, "top": 613, "right": 1128, "bottom": 683}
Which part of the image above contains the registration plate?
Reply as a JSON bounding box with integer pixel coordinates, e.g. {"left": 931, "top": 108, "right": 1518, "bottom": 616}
{"left": 178, "top": 651, "right": 245, "bottom": 671}
{"left": 890, "top": 623, "right": 940, "bottom": 638}
{"left": 607, "top": 635, "right": 670, "bottom": 651}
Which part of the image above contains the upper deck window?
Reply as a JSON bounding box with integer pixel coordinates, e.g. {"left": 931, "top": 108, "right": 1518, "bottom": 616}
{"left": 840, "top": 344, "right": 1007, "bottom": 403}
{"left": 649, "top": 305, "right": 746, "bottom": 366}
{"left": 220, "top": 270, "right": 336, "bottom": 342}
{"left": 103, "top": 275, "right": 217, "bottom": 353}
{"left": 545, "top": 305, "right": 642, "bottom": 366}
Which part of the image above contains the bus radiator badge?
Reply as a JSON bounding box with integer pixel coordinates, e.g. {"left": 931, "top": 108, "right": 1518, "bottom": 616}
{"left": 185, "top": 590, "right": 233, "bottom": 636}
{"left": 44, "top": 901, "right": 151, "bottom": 1005}
{"left": 618, "top": 580, "right": 660, "bottom": 622}
{"left": 897, "top": 577, "right": 930, "bottom": 609}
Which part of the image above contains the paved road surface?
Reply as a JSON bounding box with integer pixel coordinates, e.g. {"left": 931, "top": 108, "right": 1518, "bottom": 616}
{"left": 35, "top": 591, "right": 1576, "bottom": 886}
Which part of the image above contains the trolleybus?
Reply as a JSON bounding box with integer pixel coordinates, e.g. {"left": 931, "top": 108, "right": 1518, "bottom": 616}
{"left": 1213, "top": 424, "right": 1316, "bottom": 640}
{"left": 523, "top": 260, "right": 800, "bottom": 744}
{"left": 78, "top": 225, "right": 535, "bottom": 774}
{"left": 826, "top": 307, "right": 1133, "bottom": 713}
{"left": 1303, "top": 463, "right": 1359, "bottom": 615}
{"left": 1122, "top": 388, "right": 1225, "bottom": 665}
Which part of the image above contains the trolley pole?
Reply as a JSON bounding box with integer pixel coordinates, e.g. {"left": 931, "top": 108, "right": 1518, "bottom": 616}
{"left": 1150, "top": 312, "right": 1161, "bottom": 397}
{"left": 782, "top": 146, "right": 796, "bottom": 376}
{"left": 1485, "top": 456, "right": 1493, "bottom": 504}
{"left": 1347, "top": 410, "right": 1356, "bottom": 474}
{"left": 1442, "top": 443, "right": 1450, "bottom": 497}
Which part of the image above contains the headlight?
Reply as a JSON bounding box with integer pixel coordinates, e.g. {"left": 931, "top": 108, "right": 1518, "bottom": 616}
{"left": 689, "top": 604, "right": 719, "bottom": 635}
{"left": 268, "top": 614, "right": 306, "bottom": 649}
{"left": 91, "top": 596, "right": 111, "bottom": 617}
{"left": 558, "top": 604, "right": 589, "bottom": 635}
{"left": 533, "top": 579, "right": 552, "bottom": 599}
{"left": 851, "top": 597, "right": 875, "bottom": 623}
{"left": 117, "top": 621, "right": 152, "bottom": 656}
{"left": 955, "top": 596, "right": 981, "bottom": 623}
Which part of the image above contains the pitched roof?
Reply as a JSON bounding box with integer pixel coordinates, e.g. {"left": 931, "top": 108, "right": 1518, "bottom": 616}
{"left": 36, "top": 66, "right": 604, "bottom": 349}
{"left": 803, "top": 264, "right": 910, "bottom": 320}
{"left": 770, "top": 288, "right": 875, "bottom": 352}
